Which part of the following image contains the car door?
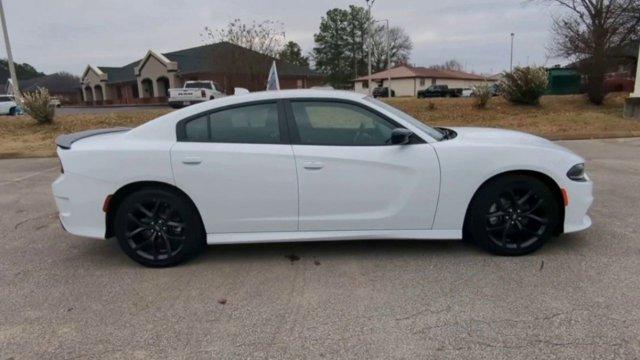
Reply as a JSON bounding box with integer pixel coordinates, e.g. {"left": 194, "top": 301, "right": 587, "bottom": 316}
{"left": 285, "top": 99, "right": 440, "bottom": 231}
{"left": 171, "top": 101, "right": 299, "bottom": 234}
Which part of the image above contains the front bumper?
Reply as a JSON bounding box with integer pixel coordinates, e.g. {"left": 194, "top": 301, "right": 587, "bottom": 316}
{"left": 563, "top": 179, "right": 593, "bottom": 233}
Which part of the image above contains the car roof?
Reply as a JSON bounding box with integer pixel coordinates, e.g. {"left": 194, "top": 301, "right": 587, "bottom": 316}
{"left": 225, "top": 89, "right": 367, "bottom": 103}
{"left": 126, "top": 90, "right": 371, "bottom": 141}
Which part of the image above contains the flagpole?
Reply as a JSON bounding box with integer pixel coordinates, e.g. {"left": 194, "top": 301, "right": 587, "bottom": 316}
{"left": 0, "top": 0, "right": 20, "bottom": 101}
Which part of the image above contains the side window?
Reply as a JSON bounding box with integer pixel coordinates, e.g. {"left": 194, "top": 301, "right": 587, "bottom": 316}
{"left": 290, "top": 101, "right": 396, "bottom": 146}
{"left": 182, "top": 102, "right": 281, "bottom": 144}
{"left": 184, "top": 115, "right": 209, "bottom": 142}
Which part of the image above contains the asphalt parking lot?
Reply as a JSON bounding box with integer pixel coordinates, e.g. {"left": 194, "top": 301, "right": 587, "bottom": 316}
{"left": 1, "top": 138, "right": 639, "bottom": 359}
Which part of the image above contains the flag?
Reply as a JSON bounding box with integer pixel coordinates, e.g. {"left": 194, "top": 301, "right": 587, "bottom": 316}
{"left": 266, "top": 61, "right": 280, "bottom": 91}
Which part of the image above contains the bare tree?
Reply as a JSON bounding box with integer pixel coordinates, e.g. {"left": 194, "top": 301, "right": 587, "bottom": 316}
{"left": 543, "top": 0, "right": 640, "bottom": 104}
{"left": 200, "top": 19, "right": 287, "bottom": 90}
{"left": 370, "top": 25, "right": 413, "bottom": 72}
{"left": 201, "top": 19, "right": 286, "bottom": 57}
{"left": 430, "top": 59, "right": 464, "bottom": 71}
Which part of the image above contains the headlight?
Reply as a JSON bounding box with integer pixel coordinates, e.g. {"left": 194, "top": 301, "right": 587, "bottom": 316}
{"left": 567, "top": 163, "right": 587, "bottom": 182}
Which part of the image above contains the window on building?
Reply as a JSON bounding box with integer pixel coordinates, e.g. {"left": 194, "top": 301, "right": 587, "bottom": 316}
{"left": 419, "top": 78, "right": 426, "bottom": 86}
{"left": 290, "top": 101, "right": 396, "bottom": 146}
{"left": 362, "top": 81, "right": 369, "bottom": 89}
{"left": 297, "top": 79, "right": 304, "bottom": 88}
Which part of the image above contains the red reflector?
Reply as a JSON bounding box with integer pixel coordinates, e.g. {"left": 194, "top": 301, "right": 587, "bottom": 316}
{"left": 102, "top": 195, "right": 113, "bottom": 213}
{"left": 561, "top": 188, "right": 569, "bottom": 207}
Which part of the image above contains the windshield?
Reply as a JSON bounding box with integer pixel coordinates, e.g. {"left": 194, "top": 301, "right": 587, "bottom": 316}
{"left": 185, "top": 82, "right": 213, "bottom": 90}
{"left": 364, "top": 97, "right": 445, "bottom": 141}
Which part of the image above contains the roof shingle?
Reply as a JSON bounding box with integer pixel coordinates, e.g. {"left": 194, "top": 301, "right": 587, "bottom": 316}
{"left": 354, "top": 65, "right": 489, "bottom": 81}
{"left": 92, "top": 42, "right": 321, "bottom": 84}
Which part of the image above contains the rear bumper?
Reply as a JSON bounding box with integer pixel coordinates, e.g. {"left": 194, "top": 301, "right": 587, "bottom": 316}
{"left": 563, "top": 180, "right": 594, "bottom": 233}
{"left": 52, "top": 173, "right": 111, "bottom": 239}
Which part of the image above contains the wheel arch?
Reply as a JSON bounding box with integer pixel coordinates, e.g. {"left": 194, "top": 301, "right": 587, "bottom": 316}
{"left": 105, "top": 181, "right": 204, "bottom": 238}
{"left": 463, "top": 170, "right": 565, "bottom": 237}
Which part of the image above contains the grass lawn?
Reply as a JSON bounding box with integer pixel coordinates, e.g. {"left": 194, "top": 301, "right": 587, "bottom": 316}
{"left": 1, "top": 93, "right": 639, "bottom": 159}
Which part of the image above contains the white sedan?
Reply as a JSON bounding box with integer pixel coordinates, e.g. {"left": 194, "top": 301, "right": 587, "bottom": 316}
{"left": 52, "top": 90, "right": 593, "bottom": 267}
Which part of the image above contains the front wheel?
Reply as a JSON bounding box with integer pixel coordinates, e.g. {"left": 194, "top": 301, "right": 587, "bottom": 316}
{"left": 466, "top": 175, "right": 560, "bottom": 256}
{"left": 114, "top": 188, "right": 205, "bottom": 267}
{"left": 9, "top": 107, "right": 17, "bottom": 116}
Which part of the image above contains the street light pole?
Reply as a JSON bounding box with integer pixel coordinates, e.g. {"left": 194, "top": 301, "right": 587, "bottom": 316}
{"left": 510, "top": 33, "right": 515, "bottom": 72}
{"left": 365, "top": 0, "right": 375, "bottom": 96}
{"left": 0, "top": 0, "right": 19, "bottom": 101}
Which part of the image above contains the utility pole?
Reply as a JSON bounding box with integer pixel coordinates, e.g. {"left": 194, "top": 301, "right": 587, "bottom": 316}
{"left": 365, "top": 0, "right": 375, "bottom": 95}
{"left": 0, "top": 0, "right": 19, "bottom": 101}
{"left": 385, "top": 19, "right": 390, "bottom": 97}
{"left": 510, "top": 33, "right": 515, "bottom": 72}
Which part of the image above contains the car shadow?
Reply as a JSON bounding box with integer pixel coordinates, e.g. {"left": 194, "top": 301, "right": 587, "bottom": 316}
{"left": 72, "top": 231, "right": 591, "bottom": 269}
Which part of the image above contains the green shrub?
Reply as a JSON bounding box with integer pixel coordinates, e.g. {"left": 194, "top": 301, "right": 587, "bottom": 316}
{"left": 500, "top": 66, "right": 548, "bottom": 105}
{"left": 21, "top": 87, "right": 55, "bottom": 124}
{"left": 472, "top": 83, "right": 492, "bottom": 108}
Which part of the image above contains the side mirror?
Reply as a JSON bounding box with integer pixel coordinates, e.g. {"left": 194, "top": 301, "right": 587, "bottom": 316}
{"left": 390, "top": 128, "right": 413, "bottom": 145}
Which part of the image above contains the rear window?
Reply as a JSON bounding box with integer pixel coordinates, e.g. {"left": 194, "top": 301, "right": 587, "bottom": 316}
{"left": 0, "top": 96, "right": 13, "bottom": 102}
{"left": 182, "top": 102, "right": 281, "bottom": 144}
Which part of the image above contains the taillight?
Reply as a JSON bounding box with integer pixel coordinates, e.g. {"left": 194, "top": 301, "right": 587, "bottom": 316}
{"left": 201, "top": 89, "right": 206, "bottom": 97}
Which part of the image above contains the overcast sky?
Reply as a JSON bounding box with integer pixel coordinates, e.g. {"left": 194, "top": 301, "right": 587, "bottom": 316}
{"left": 2, "top": 0, "right": 567, "bottom": 76}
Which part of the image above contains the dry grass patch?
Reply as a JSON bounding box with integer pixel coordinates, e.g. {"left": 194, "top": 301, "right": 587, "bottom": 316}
{"left": 385, "top": 92, "right": 640, "bottom": 140}
{"left": 0, "top": 109, "right": 170, "bottom": 158}
{"left": 0, "top": 93, "right": 639, "bottom": 159}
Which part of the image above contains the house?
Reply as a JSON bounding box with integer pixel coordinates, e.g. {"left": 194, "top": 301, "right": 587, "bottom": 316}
{"left": 567, "top": 40, "right": 638, "bottom": 93}
{"left": 353, "top": 65, "right": 495, "bottom": 97}
{"left": 80, "top": 42, "right": 324, "bottom": 105}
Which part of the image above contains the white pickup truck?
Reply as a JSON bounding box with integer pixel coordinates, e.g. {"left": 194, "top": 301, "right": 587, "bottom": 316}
{"left": 168, "top": 81, "right": 224, "bottom": 108}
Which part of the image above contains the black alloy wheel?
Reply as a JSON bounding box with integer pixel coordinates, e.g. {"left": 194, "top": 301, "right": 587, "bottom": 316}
{"left": 115, "top": 188, "right": 204, "bottom": 267}
{"left": 467, "top": 175, "right": 560, "bottom": 255}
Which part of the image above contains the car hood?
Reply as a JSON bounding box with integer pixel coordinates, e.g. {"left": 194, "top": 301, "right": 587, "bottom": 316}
{"left": 447, "top": 127, "right": 581, "bottom": 158}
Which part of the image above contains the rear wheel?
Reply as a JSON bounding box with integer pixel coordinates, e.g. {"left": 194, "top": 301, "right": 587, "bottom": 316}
{"left": 9, "top": 107, "right": 16, "bottom": 116}
{"left": 466, "top": 175, "right": 560, "bottom": 256}
{"left": 114, "top": 188, "right": 205, "bottom": 267}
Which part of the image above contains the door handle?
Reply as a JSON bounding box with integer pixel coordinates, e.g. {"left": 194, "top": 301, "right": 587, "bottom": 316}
{"left": 303, "top": 161, "right": 324, "bottom": 170}
{"left": 182, "top": 156, "right": 202, "bottom": 165}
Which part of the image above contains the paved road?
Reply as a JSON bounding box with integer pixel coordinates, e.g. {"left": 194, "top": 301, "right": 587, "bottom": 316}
{"left": 1, "top": 138, "right": 639, "bottom": 359}
{"left": 56, "top": 105, "right": 170, "bottom": 115}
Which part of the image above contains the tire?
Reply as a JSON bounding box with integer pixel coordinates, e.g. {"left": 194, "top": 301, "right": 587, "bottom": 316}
{"left": 466, "top": 174, "right": 560, "bottom": 256}
{"left": 9, "top": 107, "right": 16, "bottom": 116}
{"left": 114, "top": 188, "right": 205, "bottom": 267}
